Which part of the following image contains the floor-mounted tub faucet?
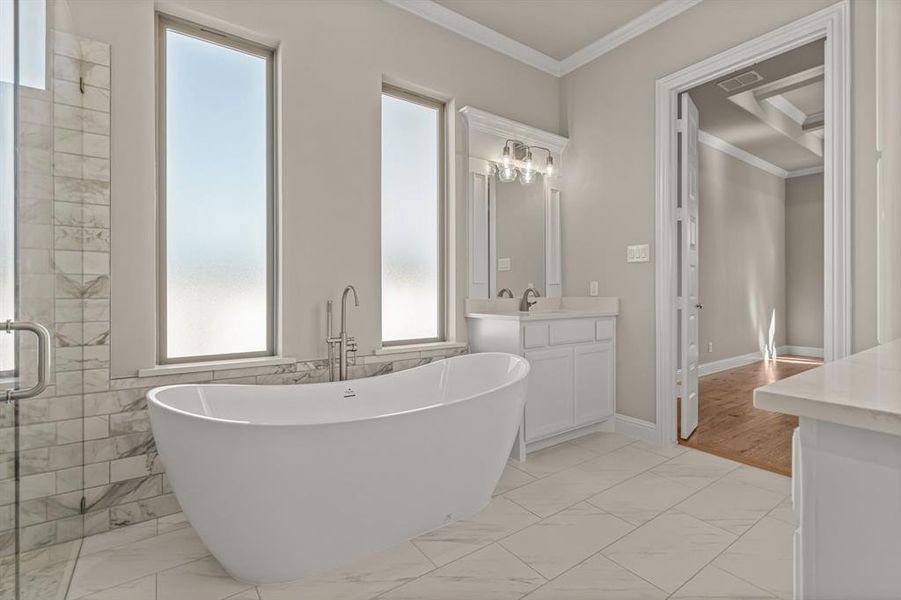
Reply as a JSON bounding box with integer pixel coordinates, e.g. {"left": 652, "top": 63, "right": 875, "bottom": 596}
{"left": 327, "top": 285, "right": 359, "bottom": 381}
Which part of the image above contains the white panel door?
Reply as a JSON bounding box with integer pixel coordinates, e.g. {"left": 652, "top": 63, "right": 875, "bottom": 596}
{"left": 523, "top": 347, "right": 574, "bottom": 441}
{"left": 574, "top": 342, "right": 614, "bottom": 425}
{"left": 679, "top": 92, "right": 700, "bottom": 439}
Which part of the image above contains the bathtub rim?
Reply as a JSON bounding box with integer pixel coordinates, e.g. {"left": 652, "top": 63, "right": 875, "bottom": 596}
{"left": 147, "top": 351, "right": 529, "bottom": 428}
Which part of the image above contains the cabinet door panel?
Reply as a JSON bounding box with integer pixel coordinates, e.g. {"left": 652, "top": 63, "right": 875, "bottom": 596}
{"left": 524, "top": 347, "right": 574, "bottom": 441}
{"left": 574, "top": 342, "right": 614, "bottom": 424}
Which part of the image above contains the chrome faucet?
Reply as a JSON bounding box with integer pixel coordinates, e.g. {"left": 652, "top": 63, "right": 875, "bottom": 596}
{"left": 498, "top": 288, "right": 514, "bottom": 298}
{"left": 326, "top": 285, "right": 359, "bottom": 381}
{"left": 519, "top": 287, "right": 540, "bottom": 311}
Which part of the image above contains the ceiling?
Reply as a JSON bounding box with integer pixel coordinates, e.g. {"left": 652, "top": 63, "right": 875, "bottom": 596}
{"left": 433, "top": 0, "right": 663, "bottom": 60}
{"left": 689, "top": 39, "right": 825, "bottom": 173}
{"left": 384, "top": 0, "right": 701, "bottom": 76}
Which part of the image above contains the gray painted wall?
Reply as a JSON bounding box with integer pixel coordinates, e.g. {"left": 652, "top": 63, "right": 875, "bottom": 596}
{"left": 66, "top": 0, "right": 562, "bottom": 377}
{"left": 697, "top": 144, "right": 787, "bottom": 364}
{"left": 786, "top": 174, "right": 825, "bottom": 349}
{"left": 560, "top": 0, "right": 877, "bottom": 422}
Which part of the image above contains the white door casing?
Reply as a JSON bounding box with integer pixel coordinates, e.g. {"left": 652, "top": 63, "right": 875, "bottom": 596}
{"left": 679, "top": 93, "right": 700, "bottom": 439}
{"left": 654, "top": 2, "right": 851, "bottom": 445}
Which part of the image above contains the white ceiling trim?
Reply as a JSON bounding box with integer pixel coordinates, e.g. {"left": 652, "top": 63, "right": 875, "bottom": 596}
{"left": 557, "top": 0, "right": 704, "bottom": 75}
{"left": 382, "top": 0, "right": 560, "bottom": 75}
{"left": 698, "top": 130, "right": 788, "bottom": 178}
{"left": 787, "top": 165, "right": 824, "bottom": 178}
{"left": 766, "top": 94, "right": 807, "bottom": 125}
{"left": 382, "top": 0, "right": 704, "bottom": 77}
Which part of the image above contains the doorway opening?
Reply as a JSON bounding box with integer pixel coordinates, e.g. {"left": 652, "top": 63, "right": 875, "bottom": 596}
{"left": 676, "top": 40, "right": 826, "bottom": 475}
{"left": 654, "top": 2, "right": 851, "bottom": 472}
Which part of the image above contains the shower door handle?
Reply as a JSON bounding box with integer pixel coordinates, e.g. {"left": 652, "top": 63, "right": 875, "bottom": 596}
{"left": 2, "top": 320, "right": 52, "bottom": 403}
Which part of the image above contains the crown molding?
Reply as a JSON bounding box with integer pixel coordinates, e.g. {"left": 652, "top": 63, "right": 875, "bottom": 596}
{"left": 557, "top": 0, "right": 704, "bottom": 75}
{"left": 459, "top": 106, "right": 569, "bottom": 153}
{"left": 698, "top": 130, "right": 788, "bottom": 178}
{"left": 382, "top": 0, "right": 704, "bottom": 78}
{"left": 787, "top": 165, "right": 824, "bottom": 178}
{"left": 381, "top": 0, "right": 560, "bottom": 75}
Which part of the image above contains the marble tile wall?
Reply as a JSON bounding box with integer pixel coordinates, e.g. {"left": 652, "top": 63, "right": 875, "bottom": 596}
{"left": 1, "top": 31, "right": 468, "bottom": 585}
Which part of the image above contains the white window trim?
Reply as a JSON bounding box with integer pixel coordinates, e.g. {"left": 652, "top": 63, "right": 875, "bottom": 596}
{"left": 380, "top": 84, "right": 448, "bottom": 346}
{"left": 156, "top": 14, "right": 279, "bottom": 365}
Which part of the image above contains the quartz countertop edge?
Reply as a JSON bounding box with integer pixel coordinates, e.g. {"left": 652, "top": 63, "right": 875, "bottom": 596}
{"left": 464, "top": 296, "right": 619, "bottom": 321}
{"left": 753, "top": 339, "right": 901, "bottom": 437}
{"left": 465, "top": 309, "right": 619, "bottom": 321}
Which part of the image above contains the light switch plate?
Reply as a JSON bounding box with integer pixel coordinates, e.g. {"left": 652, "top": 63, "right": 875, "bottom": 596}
{"left": 589, "top": 281, "right": 599, "bottom": 296}
{"left": 498, "top": 257, "right": 511, "bottom": 271}
{"left": 627, "top": 244, "right": 650, "bottom": 263}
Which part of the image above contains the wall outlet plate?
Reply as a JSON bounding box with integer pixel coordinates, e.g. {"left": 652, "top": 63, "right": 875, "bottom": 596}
{"left": 627, "top": 244, "right": 650, "bottom": 263}
{"left": 498, "top": 257, "right": 511, "bottom": 271}
{"left": 589, "top": 281, "right": 599, "bottom": 296}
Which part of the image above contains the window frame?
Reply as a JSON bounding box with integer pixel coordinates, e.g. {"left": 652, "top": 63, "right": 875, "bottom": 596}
{"left": 156, "top": 14, "right": 278, "bottom": 364}
{"left": 380, "top": 84, "right": 447, "bottom": 347}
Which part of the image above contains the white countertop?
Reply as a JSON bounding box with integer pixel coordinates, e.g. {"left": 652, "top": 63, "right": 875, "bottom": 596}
{"left": 465, "top": 296, "right": 619, "bottom": 321}
{"left": 754, "top": 339, "right": 901, "bottom": 436}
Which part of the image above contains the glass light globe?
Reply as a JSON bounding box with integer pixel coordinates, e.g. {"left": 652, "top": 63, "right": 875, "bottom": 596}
{"left": 497, "top": 164, "right": 517, "bottom": 183}
{"left": 519, "top": 168, "right": 536, "bottom": 185}
{"left": 501, "top": 145, "right": 512, "bottom": 168}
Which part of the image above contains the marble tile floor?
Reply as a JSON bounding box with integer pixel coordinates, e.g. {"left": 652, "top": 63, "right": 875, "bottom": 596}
{"left": 56, "top": 433, "right": 795, "bottom": 600}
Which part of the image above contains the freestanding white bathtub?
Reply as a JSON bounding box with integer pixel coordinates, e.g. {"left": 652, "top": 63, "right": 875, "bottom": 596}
{"left": 147, "top": 352, "right": 529, "bottom": 584}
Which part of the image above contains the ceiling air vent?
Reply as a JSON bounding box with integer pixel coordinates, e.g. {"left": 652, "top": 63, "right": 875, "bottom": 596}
{"left": 716, "top": 70, "right": 763, "bottom": 92}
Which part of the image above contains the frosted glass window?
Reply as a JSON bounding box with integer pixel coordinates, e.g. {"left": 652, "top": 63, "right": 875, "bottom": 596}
{"left": 381, "top": 88, "right": 444, "bottom": 343}
{"left": 160, "top": 20, "right": 273, "bottom": 361}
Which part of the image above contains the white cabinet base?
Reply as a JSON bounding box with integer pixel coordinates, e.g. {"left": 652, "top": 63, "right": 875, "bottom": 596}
{"left": 510, "top": 417, "right": 615, "bottom": 461}
{"left": 468, "top": 313, "right": 617, "bottom": 461}
{"left": 796, "top": 417, "right": 901, "bottom": 599}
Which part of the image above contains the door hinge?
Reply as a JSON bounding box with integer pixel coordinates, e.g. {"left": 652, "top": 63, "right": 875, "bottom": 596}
{"left": 676, "top": 207, "right": 687, "bottom": 221}
{"left": 676, "top": 118, "right": 685, "bottom": 133}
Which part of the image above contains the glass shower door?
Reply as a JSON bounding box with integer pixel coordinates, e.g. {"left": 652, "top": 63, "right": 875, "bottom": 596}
{"left": 2, "top": 1, "right": 88, "bottom": 598}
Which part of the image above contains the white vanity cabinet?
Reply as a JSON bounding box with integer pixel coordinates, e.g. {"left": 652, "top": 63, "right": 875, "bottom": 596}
{"left": 466, "top": 300, "right": 618, "bottom": 458}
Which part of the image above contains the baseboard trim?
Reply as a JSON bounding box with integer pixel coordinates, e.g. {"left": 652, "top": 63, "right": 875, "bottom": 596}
{"left": 614, "top": 414, "right": 658, "bottom": 443}
{"left": 778, "top": 345, "right": 824, "bottom": 358}
{"left": 698, "top": 351, "right": 764, "bottom": 377}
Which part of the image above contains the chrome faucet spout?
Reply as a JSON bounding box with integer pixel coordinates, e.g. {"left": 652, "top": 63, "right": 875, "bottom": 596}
{"left": 332, "top": 285, "right": 359, "bottom": 382}
{"left": 519, "top": 287, "right": 540, "bottom": 312}
{"left": 340, "top": 285, "right": 359, "bottom": 334}
{"left": 498, "top": 288, "right": 514, "bottom": 298}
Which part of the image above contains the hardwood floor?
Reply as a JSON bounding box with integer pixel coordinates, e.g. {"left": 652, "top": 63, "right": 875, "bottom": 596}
{"left": 679, "top": 355, "right": 822, "bottom": 476}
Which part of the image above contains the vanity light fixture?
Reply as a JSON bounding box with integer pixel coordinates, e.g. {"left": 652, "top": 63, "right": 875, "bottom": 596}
{"left": 495, "top": 139, "right": 555, "bottom": 185}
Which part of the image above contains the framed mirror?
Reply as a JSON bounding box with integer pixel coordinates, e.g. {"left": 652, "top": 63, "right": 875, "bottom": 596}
{"left": 460, "top": 106, "right": 567, "bottom": 299}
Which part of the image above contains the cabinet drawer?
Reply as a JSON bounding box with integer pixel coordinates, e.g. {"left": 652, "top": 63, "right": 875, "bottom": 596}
{"left": 549, "top": 320, "right": 594, "bottom": 345}
{"left": 523, "top": 324, "right": 549, "bottom": 348}
{"left": 596, "top": 319, "right": 615, "bottom": 340}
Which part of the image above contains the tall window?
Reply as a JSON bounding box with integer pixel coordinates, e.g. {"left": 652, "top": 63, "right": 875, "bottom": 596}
{"left": 381, "top": 86, "right": 445, "bottom": 345}
{"left": 158, "top": 17, "right": 275, "bottom": 362}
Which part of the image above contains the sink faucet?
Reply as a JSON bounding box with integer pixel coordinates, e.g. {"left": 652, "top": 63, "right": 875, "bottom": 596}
{"left": 498, "top": 288, "right": 514, "bottom": 298}
{"left": 519, "top": 287, "right": 540, "bottom": 311}
{"left": 326, "top": 285, "right": 359, "bottom": 381}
